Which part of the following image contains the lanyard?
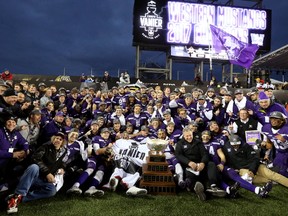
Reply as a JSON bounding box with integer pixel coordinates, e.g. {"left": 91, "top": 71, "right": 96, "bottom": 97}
{"left": 4, "top": 127, "right": 15, "bottom": 146}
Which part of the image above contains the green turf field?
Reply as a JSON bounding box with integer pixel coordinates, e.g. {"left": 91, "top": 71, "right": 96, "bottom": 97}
{"left": 8, "top": 185, "right": 287, "bottom": 216}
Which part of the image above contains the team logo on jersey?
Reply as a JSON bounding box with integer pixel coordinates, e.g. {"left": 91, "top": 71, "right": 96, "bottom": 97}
{"left": 139, "top": 0, "right": 163, "bottom": 39}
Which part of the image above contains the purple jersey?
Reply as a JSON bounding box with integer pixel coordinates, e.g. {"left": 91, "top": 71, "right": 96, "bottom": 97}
{"left": 167, "top": 129, "right": 182, "bottom": 144}
{"left": 178, "top": 100, "right": 197, "bottom": 117}
{"left": 262, "top": 124, "right": 288, "bottom": 152}
{"left": 255, "top": 102, "right": 288, "bottom": 125}
{"left": 203, "top": 141, "right": 221, "bottom": 165}
{"left": 93, "top": 97, "right": 112, "bottom": 108}
{"left": 126, "top": 113, "right": 148, "bottom": 131}
{"left": 195, "top": 101, "right": 214, "bottom": 123}
{"left": 211, "top": 131, "right": 228, "bottom": 146}
{"left": 66, "top": 140, "right": 85, "bottom": 165}
{"left": 112, "top": 93, "right": 127, "bottom": 109}
{"left": 227, "top": 97, "right": 256, "bottom": 123}
{"left": 92, "top": 135, "right": 112, "bottom": 151}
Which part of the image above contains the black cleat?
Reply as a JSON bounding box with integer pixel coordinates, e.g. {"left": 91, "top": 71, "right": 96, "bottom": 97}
{"left": 258, "top": 181, "right": 273, "bottom": 198}
{"left": 229, "top": 182, "right": 240, "bottom": 198}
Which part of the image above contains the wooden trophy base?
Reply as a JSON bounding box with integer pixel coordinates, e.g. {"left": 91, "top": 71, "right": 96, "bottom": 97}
{"left": 140, "top": 151, "right": 176, "bottom": 195}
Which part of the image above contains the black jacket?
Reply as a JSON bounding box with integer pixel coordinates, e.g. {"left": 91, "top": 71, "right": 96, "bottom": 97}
{"left": 235, "top": 118, "right": 258, "bottom": 141}
{"left": 31, "top": 143, "right": 67, "bottom": 179}
{"left": 222, "top": 142, "right": 260, "bottom": 174}
{"left": 175, "top": 138, "right": 209, "bottom": 167}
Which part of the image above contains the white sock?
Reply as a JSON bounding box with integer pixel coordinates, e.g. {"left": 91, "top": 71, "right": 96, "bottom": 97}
{"left": 94, "top": 170, "right": 104, "bottom": 182}
{"left": 226, "top": 187, "right": 230, "bottom": 194}
{"left": 73, "top": 182, "right": 80, "bottom": 188}
{"left": 175, "top": 163, "right": 184, "bottom": 182}
{"left": 255, "top": 187, "right": 260, "bottom": 194}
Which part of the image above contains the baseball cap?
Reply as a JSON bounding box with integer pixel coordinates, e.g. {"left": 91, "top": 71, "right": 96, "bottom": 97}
{"left": 198, "top": 95, "right": 206, "bottom": 100}
{"left": 269, "top": 111, "right": 286, "bottom": 120}
{"left": 247, "top": 87, "right": 258, "bottom": 96}
{"left": 163, "top": 110, "right": 171, "bottom": 116}
{"left": 58, "top": 87, "right": 66, "bottom": 92}
{"left": 220, "top": 86, "right": 228, "bottom": 91}
{"left": 38, "top": 82, "right": 46, "bottom": 87}
{"left": 55, "top": 111, "right": 65, "bottom": 117}
{"left": 184, "top": 93, "right": 192, "bottom": 98}
{"left": 197, "top": 88, "right": 204, "bottom": 94}
{"left": 0, "top": 80, "right": 10, "bottom": 88}
{"left": 229, "top": 135, "right": 241, "bottom": 145}
{"left": 55, "top": 132, "right": 65, "bottom": 139}
{"left": 207, "top": 88, "right": 215, "bottom": 92}
{"left": 191, "top": 87, "right": 198, "bottom": 92}
{"left": 173, "top": 88, "right": 180, "bottom": 93}
{"left": 101, "top": 128, "right": 110, "bottom": 133}
{"left": 91, "top": 120, "right": 99, "bottom": 126}
{"left": 234, "top": 89, "right": 243, "bottom": 95}
{"left": 5, "top": 115, "right": 17, "bottom": 122}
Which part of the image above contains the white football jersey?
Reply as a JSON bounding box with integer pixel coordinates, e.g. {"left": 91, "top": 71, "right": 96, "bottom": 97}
{"left": 112, "top": 139, "right": 149, "bottom": 174}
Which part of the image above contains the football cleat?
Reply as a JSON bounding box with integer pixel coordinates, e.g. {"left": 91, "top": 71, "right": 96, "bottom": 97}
{"left": 6, "top": 194, "right": 22, "bottom": 214}
{"left": 206, "top": 186, "right": 226, "bottom": 197}
{"left": 194, "top": 182, "right": 206, "bottom": 201}
{"left": 84, "top": 187, "right": 105, "bottom": 197}
{"left": 66, "top": 186, "right": 82, "bottom": 195}
{"left": 126, "top": 186, "right": 147, "bottom": 196}
{"left": 258, "top": 181, "right": 273, "bottom": 198}
{"left": 229, "top": 182, "right": 240, "bottom": 198}
{"left": 178, "top": 180, "right": 186, "bottom": 189}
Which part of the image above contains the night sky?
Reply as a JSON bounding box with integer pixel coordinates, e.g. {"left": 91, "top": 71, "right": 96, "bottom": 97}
{"left": 0, "top": 0, "right": 287, "bottom": 80}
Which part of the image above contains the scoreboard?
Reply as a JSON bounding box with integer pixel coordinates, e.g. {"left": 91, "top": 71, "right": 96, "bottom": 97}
{"left": 133, "top": 0, "right": 272, "bottom": 53}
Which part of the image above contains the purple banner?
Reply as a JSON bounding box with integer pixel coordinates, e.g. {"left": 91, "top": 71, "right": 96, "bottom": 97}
{"left": 210, "top": 25, "right": 259, "bottom": 69}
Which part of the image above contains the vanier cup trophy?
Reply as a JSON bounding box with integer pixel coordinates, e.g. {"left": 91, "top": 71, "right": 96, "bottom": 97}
{"left": 140, "top": 138, "right": 176, "bottom": 195}
{"left": 146, "top": 138, "right": 168, "bottom": 156}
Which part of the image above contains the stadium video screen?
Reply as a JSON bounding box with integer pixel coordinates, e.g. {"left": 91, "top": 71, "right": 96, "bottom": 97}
{"left": 133, "top": 0, "right": 272, "bottom": 53}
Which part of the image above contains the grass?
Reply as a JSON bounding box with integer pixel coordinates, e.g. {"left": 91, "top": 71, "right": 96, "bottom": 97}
{"left": 4, "top": 185, "right": 287, "bottom": 216}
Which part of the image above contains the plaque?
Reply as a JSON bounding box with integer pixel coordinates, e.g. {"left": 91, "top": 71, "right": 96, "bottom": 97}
{"left": 245, "top": 130, "right": 261, "bottom": 145}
